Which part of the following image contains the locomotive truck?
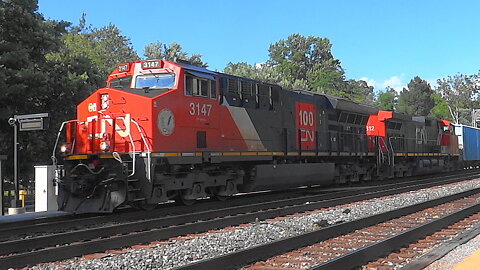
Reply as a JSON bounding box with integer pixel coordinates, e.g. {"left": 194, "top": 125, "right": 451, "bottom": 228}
{"left": 52, "top": 59, "right": 460, "bottom": 213}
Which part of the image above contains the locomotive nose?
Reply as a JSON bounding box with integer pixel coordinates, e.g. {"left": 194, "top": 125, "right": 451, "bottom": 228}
{"left": 58, "top": 159, "right": 127, "bottom": 213}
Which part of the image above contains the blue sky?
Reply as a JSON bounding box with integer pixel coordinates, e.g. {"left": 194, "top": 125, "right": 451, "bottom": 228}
{"left": 38, "top": 0, "right": 480, "bottom": 92}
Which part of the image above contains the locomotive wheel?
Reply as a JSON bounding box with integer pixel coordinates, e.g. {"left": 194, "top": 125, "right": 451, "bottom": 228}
{"left": 130, "top": 200, "right": 157, "bottom": 211}
{"left": 178, "top": 196, "right": 196, "bottom": 205}
{"left": 215, "top": 195, "right": 228, "bottom": 201}
{"left": 138, "top": 202, "right": 157, "bottom": 210}
{"left": 174, "top": 191, "right": 197, "bottom": 205}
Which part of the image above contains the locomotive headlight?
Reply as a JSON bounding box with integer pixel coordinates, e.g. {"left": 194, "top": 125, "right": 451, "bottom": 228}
{"left": 99, "top": 141, "right": 110, "bottom": 152}
{"left": 60, "top": 144, "right": 67, "bottom": 153}
{"left": 100, "top": 93, "right": 109, "bottom": 110}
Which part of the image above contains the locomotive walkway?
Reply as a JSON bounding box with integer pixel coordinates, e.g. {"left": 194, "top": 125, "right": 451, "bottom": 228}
{"left": 0, "top": 171, "right": 479, "bottom": 269}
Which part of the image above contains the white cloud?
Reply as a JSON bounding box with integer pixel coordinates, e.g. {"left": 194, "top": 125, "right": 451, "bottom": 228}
{"left": 360, "top": 75, "right": 406, "bottom": 93}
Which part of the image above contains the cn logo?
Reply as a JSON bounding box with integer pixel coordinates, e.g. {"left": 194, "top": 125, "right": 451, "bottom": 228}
{"left": 86, "top": 114, "right": 131, "bottom": 138}
{"left": 295, "top": 102, "right": 316, "bottom": 150}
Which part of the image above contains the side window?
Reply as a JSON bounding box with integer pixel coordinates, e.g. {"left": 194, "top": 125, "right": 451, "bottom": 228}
{"left": 192, "top": 78, "right": 200, "bottom": 96}
{"left": 185, "top": 75, "right": 193, "bottom": 96}
{"left": 185, "top": 74, "right": 216, "bottom": 98}
{"left": 210, "top": 80, "right": 216, "bottom": 99}
{"left": 200, "top": 80, "right": 208, "bottom": 97}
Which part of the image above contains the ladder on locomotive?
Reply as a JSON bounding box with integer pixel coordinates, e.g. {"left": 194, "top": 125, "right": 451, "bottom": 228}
{"left": 89, "top": 113, "right": 152, "bottom": 203}
{"left": 376, "top": 136, "right": 395, "bottom": 175}
{"left": 123, "top": 160, "right": 145, "bottom": 202}
{"left": 119, "top": 117, "right": 152, "bottom": 203}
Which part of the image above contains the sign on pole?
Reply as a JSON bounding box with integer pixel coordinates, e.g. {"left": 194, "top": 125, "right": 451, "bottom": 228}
{"left": 8, "top": 113, "right": 49, "bottom": 209}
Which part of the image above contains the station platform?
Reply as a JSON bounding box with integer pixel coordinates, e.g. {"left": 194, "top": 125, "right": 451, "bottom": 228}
{"left": 0, "top": 210, "right": 70, "bottom": 224}
{"left": 451, "top": 247, "right": 480, "bottom": 270}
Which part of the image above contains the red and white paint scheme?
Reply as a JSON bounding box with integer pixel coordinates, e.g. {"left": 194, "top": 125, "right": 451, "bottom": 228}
{"left": 66, "top": 60, "right": 267, "bottom": 155}
{"left": 295, "top": 102, "right": 316, "bottom": 150}
{"left": 365, "top": 110, "right": 393, "bottom": 152}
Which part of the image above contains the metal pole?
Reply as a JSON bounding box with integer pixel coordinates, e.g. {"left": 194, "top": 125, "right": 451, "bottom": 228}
{"left": 0, "top": 158, "right": 3, "bottom": 215}
{"left": 12, "top": 123, "right": 19, "bottom": 208}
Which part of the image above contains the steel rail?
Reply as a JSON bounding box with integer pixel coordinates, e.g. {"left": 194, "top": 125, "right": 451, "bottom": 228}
{"left": 173, "top": 188, "right": 480, "bottom": 270}
{"left": 1, "top": 172, "right": 478, "bottom": 258}
{"left": 1, "top": 170, "right": 477, "bottom": 241}
{"left": 0, "top": 172, "right": 479, "bottom": 268}
{"left": 309, "top": 201, "right": 480, "bottom": 269}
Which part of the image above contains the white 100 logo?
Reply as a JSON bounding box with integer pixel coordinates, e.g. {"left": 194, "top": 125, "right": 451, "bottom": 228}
{"left": 189, "top": 103, "right": 212, "bottom": 116}
{"left": 299, "top": 110, "right": 314, "bottom": 126}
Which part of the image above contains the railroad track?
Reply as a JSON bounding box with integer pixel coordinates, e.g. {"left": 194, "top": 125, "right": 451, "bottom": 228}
{"left": 0, "top": 185, "right": 335, "bottom": 241}
{"left": 0, "top": 170, "right": 474, "bottom": 241}
{"left": 185, "top": 184, "right": 480, "bottom": 269}
{"left": 1, "top": 171, "right": 480, "bottom": 269}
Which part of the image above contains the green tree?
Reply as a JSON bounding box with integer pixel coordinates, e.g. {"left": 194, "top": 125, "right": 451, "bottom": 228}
{"left": 90, "top": 23, "right": 139, "bottom": 75}
{"left": 268, "top": 33, "right": 346, "bottom": 94}
{"left": 223, "top": 62, "right": 283, "bottom": 84}
{"left": 429, "top": 93, "right": 452, "bottom": 121}
{"left": 397, "top": 76, "right": 434, "bottom": 116}
{"left": 223, "top": 62, "right": 259, "bottom": 79}
{"left": 375, "top": 87, "right": 397, "bottom": 110}
{"left": 436, "top": 73, "right": 479, "bottom": 124}
{"left": 0, "top": 0, "right": 70, "bottom": 180}
{"left": 144, "top": 41, "right": 206, "bottom": 67}
{"left": 344, "top": 79, "right": 374, "bottom": 104}
{"left": 53, "top": 14, "right": 139, "bottom": 82}
{"left": 225, "top": 34, "right": 350, "bottom": 99}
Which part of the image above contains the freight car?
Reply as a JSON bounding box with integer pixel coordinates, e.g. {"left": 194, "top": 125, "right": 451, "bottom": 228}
{"left": 52, "top": 60, "right": 460, "bottom": 213}
{"left": 454, "top": 124, "right": 480, "bottom": 166}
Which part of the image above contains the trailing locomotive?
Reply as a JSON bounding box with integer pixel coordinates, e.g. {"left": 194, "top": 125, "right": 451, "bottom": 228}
{"left": 53, "top": 59, "right": 460, "bottom": 213}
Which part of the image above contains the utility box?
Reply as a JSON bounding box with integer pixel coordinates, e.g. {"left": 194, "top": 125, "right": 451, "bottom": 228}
{"left": 35, "top": 165, "right": 58, "bottom": 212}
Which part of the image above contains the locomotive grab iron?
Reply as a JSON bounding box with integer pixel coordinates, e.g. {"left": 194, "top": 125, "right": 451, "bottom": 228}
{"left": 52, "top": 59, "right": 462, "bottom": 213}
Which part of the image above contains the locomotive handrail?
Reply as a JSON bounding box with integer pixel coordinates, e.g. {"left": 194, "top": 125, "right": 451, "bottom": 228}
{"left": 51, "top": 120, "right": 80, "bottom": 166}
{"left": 116, "top": 116, "right": 137, "bottom": 177}
{"left": 130, "top": 118, "right": 152, "bottom": 181}
{"left": 378, "top": 136, "right": 392, "bottom": 165}
{"left": 387, "top": 137, "right": 395, "bottom": 166}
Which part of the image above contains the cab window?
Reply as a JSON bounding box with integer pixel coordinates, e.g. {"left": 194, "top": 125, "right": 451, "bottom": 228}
{"left": 135, "top": 73, "right": 175, "bottom": 89}
{"left": 185, "top": 75, "right": 216, "bottom": 98}
{"left": 210, "top": 81, "right": 216, "bottom": 99}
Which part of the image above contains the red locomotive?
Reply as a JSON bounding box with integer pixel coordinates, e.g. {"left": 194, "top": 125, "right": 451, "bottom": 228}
{"left": 53, "top": 59, "right": 460, "bottom": 213}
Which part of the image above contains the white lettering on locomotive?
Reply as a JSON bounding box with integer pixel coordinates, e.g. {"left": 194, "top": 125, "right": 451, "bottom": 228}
{"left": 88, "top": 103, "right": 97, "bottom": 112}
{"left": 86, "top": 114, "right": 131, "bottom": 138}
{"left": 300, "top": 129, "right": 315, "bottom": 142}
{"left": 295, "top": 102, "right": 316, "bottom": 149}
{"left": 189, "top": 103, "right": 212, "bottom": 116}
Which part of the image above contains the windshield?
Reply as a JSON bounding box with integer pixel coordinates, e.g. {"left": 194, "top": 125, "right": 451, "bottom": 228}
{"left": 135, "top": 73, "right": 175, "bottom": 89}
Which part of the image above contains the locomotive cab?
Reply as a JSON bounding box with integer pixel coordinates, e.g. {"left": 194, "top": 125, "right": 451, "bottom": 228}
{"left": 54, "top": 60, "right": 231, "bottom": 213}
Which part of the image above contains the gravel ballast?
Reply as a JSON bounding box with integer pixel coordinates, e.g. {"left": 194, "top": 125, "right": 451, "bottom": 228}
{"left": 27, "top": 178, "right": 480, "bottom": 270}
